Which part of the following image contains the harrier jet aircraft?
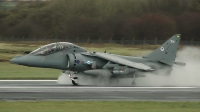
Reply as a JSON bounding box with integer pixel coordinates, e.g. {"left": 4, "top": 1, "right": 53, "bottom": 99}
{"left": 10, "top": 34, "right": 185, "bottom": 85}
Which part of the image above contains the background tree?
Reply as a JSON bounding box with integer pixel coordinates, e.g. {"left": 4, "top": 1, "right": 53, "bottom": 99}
{"left": 0, "top": 0, "right": 199, "bottom": 40}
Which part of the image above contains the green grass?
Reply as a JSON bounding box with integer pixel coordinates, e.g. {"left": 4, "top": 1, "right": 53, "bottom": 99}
{"left": 0, "top": 42, "right": 155, "bottom": 61}
{"left": 0, "top": 43, "right": 39, "bottom": 62}
{"left": 85, "top": 47, "right": 152, "bottom": 56}
{"left": 0, "top": 62, "right": 60, "bottom": 79}
{"left": 0, "top": 101, "right": 200, "bottom": 112}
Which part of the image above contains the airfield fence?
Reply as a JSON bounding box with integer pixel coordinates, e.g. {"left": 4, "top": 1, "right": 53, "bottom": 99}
{"left": 0, "top": 36, "right": 199, "bottom": 45}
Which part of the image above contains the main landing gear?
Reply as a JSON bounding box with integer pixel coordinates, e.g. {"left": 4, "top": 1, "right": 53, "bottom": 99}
{"left": 68, "top": 73, "right": 79, "bottom": 86}
{"left": 63, "top": 70, "right": 79, "bottom": 85}
{"left": 71, "top": 77, "right": 78, "bottom": 85}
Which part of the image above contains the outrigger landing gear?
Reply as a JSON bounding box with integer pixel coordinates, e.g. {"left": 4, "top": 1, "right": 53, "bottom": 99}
{"left": 132, "top": 73, "right": 136, "bottom": 86}
{"left": 132, "top": 81, "right": 136, "bottom": 85}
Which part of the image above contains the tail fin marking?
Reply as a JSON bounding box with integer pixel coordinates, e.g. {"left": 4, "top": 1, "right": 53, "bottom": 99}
{"left": 144, "top": 34, "right": 181, "bottom": 62}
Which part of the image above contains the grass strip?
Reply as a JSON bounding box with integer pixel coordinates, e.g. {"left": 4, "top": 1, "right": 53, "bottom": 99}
{"left": 0, "top": 62, "right": 60, "bottom": 79}
{"left": 0, "top": 101, "right": 200, "bottom": 112}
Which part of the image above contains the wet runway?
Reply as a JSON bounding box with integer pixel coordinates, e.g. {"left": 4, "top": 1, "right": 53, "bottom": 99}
{"left": 0, "top": 80, "right": 200, "bottom": 101}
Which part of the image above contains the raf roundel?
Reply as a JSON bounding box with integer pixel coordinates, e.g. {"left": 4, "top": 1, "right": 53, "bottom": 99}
{"left": 160, "top": 47, "right": 164, "bottom": 51}
{"left": 87, "top": 61, "right": 90, "bottom": 64}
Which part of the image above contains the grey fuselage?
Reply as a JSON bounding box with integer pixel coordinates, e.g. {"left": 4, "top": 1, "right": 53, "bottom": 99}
{"left": 11, "top": 34, "right": 184, "bottom": 79}
{"left": 11, "top": 44, "right": 169, "bottom": 76}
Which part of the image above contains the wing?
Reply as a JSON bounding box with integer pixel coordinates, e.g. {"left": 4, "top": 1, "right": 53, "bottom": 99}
{"left": 82, "top": 52, "right": 154, "bottom": 71}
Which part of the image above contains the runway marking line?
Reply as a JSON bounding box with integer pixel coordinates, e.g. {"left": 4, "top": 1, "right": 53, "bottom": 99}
{"left": 0, "top": 80, "right": 57, "bottom": 81}
{"left": 0, "top": 86, "right": 197, "bottom": 89}
{"left": 0, "top": 80, "right": 198, "bottom": 89}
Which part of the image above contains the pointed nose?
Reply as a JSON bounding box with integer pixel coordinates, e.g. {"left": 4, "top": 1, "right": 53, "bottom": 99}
{"left": 10, "top": 55, "right": 29, "bottom": 66}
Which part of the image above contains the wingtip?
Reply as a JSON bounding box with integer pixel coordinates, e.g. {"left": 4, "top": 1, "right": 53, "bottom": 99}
{"left": 149, "top": 68, "right": 155, "bottom": 71}
{"left": 176, "top": 34, "right": 181, "bottom": 38}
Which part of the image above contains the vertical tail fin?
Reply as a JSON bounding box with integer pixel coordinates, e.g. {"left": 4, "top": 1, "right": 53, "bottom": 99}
{"left": 144, "top": 34, "right": 181, "bottom": 62}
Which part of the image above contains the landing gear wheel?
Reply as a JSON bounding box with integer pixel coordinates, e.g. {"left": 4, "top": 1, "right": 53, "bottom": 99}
{"left": 72, "top": 80, "right": 78, "bottom": 85}
{"left": 72, "top": 77, "right": 78, "bottom": 86}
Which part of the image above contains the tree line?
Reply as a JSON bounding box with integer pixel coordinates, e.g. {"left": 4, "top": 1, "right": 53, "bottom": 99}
{"left": 0, "top": 0, "right": 200, "bottom": 40}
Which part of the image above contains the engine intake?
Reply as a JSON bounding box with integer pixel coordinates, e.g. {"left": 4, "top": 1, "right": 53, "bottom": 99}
{"left": 67, "top": 54, "right": 75, "bottom": 69}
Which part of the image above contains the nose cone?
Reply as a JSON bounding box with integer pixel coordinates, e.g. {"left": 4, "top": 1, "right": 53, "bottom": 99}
{"left": 10, "top": 55, "right": 29, "bottom": 66}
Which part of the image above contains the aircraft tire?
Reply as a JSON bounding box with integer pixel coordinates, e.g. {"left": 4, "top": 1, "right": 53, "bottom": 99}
{"left": 72, "top": 77, "right": 78, "bottom": 85}
{"left": 72, "top": 80, "right": 78, "bottom": 85}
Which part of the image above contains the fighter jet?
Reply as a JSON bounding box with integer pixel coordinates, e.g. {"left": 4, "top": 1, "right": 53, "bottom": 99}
{"left": 10, "top": 34, "right": 185, "bottom": 85}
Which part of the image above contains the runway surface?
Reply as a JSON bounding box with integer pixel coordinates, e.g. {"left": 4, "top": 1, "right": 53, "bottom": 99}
{"left": 0, "top": 80, "right": 200, "bottom": 101}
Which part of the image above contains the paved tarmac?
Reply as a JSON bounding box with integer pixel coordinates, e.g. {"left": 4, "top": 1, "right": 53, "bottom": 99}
{"left": 0, "top": 80, "right": 200, "bottom": 101}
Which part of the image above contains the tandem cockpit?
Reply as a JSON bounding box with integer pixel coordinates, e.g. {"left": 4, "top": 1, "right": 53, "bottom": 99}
{"left": 10, "top": 42, "right": 87, "bottom": 68}
{"left": 29, "top": 42, "right": 74, "bottom": 55}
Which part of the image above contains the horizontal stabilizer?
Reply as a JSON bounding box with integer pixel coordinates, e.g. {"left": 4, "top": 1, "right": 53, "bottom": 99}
{"left": 158, "top": 60, "right": 186, "bottom": 66}
{"left": 173, "top": 61, "right": 186, "bottom": 66}
{"left": 158, "top": 60, "right": 173, "bottom": 66}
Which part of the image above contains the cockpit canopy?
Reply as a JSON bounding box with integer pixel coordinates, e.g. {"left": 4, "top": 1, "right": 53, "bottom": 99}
{"left": 30, "top": 42, "right": 73, "bottom": 55}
